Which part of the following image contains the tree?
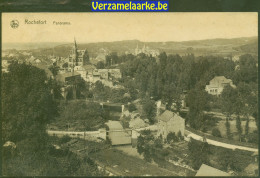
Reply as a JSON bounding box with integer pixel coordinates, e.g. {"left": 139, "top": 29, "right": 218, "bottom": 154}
{"left": 49, "top": 65, "right": 59, "bottom": 78}
{"left": 221, "top": 85, "right": 236, "bottom": 139}
{"left": 245, "top": 118, "right": 249, "bottom": 140}
{"left": 96, "top": 61, "right": 105, "bottom": 69}
{"left": 216, "top": 149, "right": 247, "bottom": 172}
{"left": 188, "top": 138, "right": 210, "bottom": 170}
{"left": 62, "top": 62, "right": 68, "bottom": 68}
{"left": 236, "top": 115, "right": 242, "bottom": 142}
{"left": 233, "top": 54, "right": 257, "bottom": 84}
{"left": 212, "top": 128, "right": 222, "bottom": 138}
{"left": 137, "top": 130, "right": 154, "bottom": 162}
{"left": 74, "top": 77, "right": 87, "bottom": 99}
{"left": 137, "top": 130, "right": 169, "bottom": 167}
{"left": 2, "top": 62, "right": 58, "bottom": 144}
{"left": 166, "top": 132, "right": 178, "bottom": 143}
{"left": 186, "top": 87, "right": 209, "bottom": 130}
{"left": 128, "top": 103, "right": 137, "bottom": 112}
{"left": 59, "top": 101, "right": 107, "bottom": 131}
{"left": 142, "top": 97, "right": 156, "bottom": 124}
{"left": 225, "top": 118, "right": 232, "bottom": 139}
{"left": 48, "top": 78, "right": 63, "bottom": 99}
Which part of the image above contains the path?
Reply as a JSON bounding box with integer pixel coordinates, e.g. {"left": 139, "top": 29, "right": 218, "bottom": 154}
{"left": 185, "top": 130, "right": 258, "bottom": 153}
{"left": 47, "top": 123, "right": 258, "bottom": 153}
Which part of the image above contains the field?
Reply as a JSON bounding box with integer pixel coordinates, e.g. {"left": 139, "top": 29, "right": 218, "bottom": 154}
{"left": 217, "top": 120, "right": 257, "bottom": 139}
{"left": 89, "top": 148, "right": 179, "bottom": 176}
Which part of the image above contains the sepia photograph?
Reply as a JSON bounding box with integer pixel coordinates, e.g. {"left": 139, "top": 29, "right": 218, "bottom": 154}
{"left": 1, "top": 12, "right": 258, "bottom": 176}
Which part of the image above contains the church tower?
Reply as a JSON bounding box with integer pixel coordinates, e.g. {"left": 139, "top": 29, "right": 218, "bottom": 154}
{"left": 68, "top": 38, "right": 89, "bottom": 69}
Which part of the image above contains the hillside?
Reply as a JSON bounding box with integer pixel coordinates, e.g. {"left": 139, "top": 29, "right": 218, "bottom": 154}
{"left": 3, "top": 36, "right": 258, "bottom": 58}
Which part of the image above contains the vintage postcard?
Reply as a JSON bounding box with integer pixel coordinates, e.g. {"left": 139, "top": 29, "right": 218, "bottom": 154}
{"left": 1, "top": 12, "right": 258, "bottom": 176}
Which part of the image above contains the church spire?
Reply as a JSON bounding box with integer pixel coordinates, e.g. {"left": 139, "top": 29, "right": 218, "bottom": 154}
{"left": 74, "top": 37, "right": 77, "bottom": 50}
{"left": 72, "top": 37, "right": 78, "bottom": 75}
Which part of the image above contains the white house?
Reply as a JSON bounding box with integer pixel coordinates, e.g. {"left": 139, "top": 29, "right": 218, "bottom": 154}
{"left": 157, "top": 110, "right": 185, "bottom": 139}
{"left": 205, "top": 76, "right": 236, "bottom": 95}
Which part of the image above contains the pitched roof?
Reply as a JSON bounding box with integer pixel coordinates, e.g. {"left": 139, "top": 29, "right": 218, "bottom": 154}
{"left": 158, "top": 110, "right": 174, "bottom": 122}
{"left": 211, "top": 76, "right": 232, "bottom": 83}
{"left": 157, "top": 110, "right": 183, "bottom": 122}
{"left": 82, "top": 65, "right": 96, "bottom": 70}
{"left": 213, "top": 76, "right": 227, "bottom": 80}
{"left": 105, "top": 120, "right": 123, "bottom": 131}
{"left": 56, "top": 72, "right": 81, "bottom": 82}
{"left": 196, "top": 164, "right": 230, "bottom": 177}
{"left": 57, "top": 71, "right": 80, "bottom": 78}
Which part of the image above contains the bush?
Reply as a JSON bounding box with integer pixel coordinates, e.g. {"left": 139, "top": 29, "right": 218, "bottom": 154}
{"left": 177, "top": 131, "right": 184, "bottom": 141}
{"left": 188, "top": 138, "right": 210, "bottom": 170}
{"left": 60, "top": 135, "right": 71, "bottom": 144}
{"left": 166, "top": 132, "right": 178, "bottom": 143}
{"left": 128, "top": 103, "right": 137, "bottom": 112}
{"left": 248, "top": 131, "right": 258, "bottom": 144}
{"left": 212, "top": 128, "right": 222, "bottom": 138}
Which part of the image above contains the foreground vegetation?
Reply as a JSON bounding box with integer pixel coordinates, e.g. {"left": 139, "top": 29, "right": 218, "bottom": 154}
{"left": 1, "top": 62, "right": 104, "bottom": 176}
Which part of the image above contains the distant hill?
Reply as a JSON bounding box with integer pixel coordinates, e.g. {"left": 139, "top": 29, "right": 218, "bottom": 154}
{"left": 2, "top": 42, "right": 68, "bottom": 50}
{"left": 2, "top": 36, "right": 258, "bottom": 58}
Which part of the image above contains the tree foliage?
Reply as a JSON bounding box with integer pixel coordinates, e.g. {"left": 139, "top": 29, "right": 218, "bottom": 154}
{"left": 186, "top": 87, "right": 209, "bottom": 130}
{"left": 142, "top": 97, "right": 156, "bottom": 124}
{"left": 188, "top": 138, "right": 210, "bottom": 170}
{"left": 96, "top": 61, "right": 105, "bottom": 69}
{"left": 58, "top": 101, "right": 108, "bottom": 131}
{"left": 2, "top": 62, "right": 58, "bottom": 143}
{"left": 137, "top": 130, "right": 169, "bottom": 167}
{"left": 212, "top": 128, "right": 222, "bottom": 138}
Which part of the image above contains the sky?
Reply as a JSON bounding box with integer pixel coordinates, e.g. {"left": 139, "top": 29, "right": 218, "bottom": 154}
{"left": 2, "top": 12, "right": 258, "bottom": 44}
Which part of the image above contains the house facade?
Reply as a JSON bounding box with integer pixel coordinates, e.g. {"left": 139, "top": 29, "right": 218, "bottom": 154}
{"left": 157, "top": 110, "right": 185, "bottom": 139}
{"left": 205, "top": 76, "right": 236, "bottom": 95}
{"left": 85, "top": 69, "right": 122, "bottom": 84}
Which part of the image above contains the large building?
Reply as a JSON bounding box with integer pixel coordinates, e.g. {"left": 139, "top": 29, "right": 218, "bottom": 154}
{"left": 68, "top": 39, "right": 89, "bottom": 68}
{"left": 135, "top": 44, "right": 159, "bottom": 57}
{"left": 205, "top": 76, "right": 236, "bottom": 95}
{"left": 157, "top": 110, "right": 185, "bottom": 139}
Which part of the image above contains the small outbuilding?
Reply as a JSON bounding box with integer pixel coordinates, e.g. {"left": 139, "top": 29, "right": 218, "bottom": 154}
{"left": 196, "top": 164, "right": 230, "bottom": 176}
{"left": 105, "top": 120, "right": 131, "bottom": 146}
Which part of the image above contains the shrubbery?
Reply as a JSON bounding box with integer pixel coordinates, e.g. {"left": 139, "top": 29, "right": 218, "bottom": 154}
{"left": 188, "top": 138, "right": 211, "bottom": 170}
{"left": 128, "top": 103, "right": 137, "bottom": 112}
{"left": 247, "top": 130, "right": 258, "bottom": 144}
{"left": 166, "top": 131, "right": 184, "bottom": 143}
{"left": 60, "top": 135, "right": 71, "bottom": 144}
{"left": 212, "top": 128, "right": 222, "bottom": 138}
{"left": 137, "top": 130, "right": 169, "bottom": 167}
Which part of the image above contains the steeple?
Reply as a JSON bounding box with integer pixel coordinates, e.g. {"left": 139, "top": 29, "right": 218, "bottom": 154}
{"left": 73, "top": 37, "right": 78, "bottom": 67}
{"left": 74, "top": 37, "right": 77, "bottom": 51}
{"left": 72, "top": 37, "right": 78, "bottom": 75}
